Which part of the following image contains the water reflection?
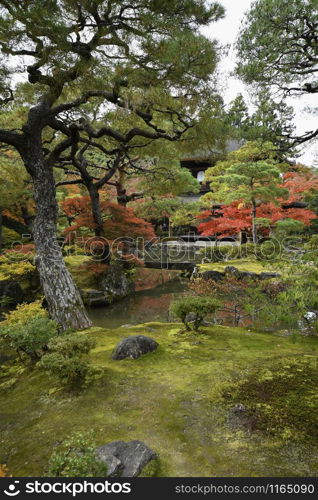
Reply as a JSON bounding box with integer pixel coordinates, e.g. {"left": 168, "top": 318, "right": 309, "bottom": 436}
{"left": 88, "top": 278, "right": 189, "bottom": 329}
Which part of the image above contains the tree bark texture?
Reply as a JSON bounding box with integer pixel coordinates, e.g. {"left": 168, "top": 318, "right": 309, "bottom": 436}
{"left": 23, "top": 140, "right": 92, "bottom": 330}
{"left": 87, "top": 184, "right": 104, "bottom": 237}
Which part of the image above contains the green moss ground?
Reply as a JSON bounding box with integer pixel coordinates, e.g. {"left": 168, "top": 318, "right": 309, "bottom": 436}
{"left": 199, "top": 259, "right": 279, "bottom": 274}
{"left": 1, "top": 323, "right": 318, "bottom": 477}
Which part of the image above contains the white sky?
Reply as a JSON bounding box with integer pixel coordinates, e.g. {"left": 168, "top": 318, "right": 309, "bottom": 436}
{"left": 201, "top": 0, "right": 318, "bottom": 166}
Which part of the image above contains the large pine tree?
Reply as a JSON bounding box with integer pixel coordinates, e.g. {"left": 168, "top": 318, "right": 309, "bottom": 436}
{"left": 0, "top": 0, "right": 224, "bottom": 329}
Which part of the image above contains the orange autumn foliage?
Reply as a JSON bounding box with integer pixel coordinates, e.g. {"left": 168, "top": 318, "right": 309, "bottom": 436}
{"left": 61, "top": 197, "right": 155, "bottom": 241}
{"left": 281, "top": 170, "right": 318, "bottom": 200}
{"left": 198, "top": 201, "right": 317, "bottom": 237}
{"left": 198, "top": 169, "right": 318, "bottom": 238}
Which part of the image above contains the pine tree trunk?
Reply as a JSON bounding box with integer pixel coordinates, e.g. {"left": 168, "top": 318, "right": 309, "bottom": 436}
{"left": 251, "top": 200, "right": 257, "bottom": 244}
{"left": 23, "top": 142, "right": 92, "bottom": 331}
{"left": 87, "top": 184, "right": 104, "bottom": 237}
{"left": 116, "top": 186, "right": 128, "bottom": 206}
{"left": 87, "top": 183, "right": 110, "bottom": 263}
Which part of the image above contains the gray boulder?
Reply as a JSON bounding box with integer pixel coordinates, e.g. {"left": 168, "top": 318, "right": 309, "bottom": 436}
{"left": 96, "top": 440, "right": 157, "bottom": 477}
{"left": 0, "top": 279, "right": 24, "bottom": 307}
{"left": 201, "top": 270, "right": 225, "bottom": 281}
{"left": 99, "top": 263, "right": 134, "bottom": 301}
{"left": 224, "top": 266, "right": 280, "bottom": 281}
{"left": 304, "top": 311, "right": 317, "bottom": 322}
{"left": 225, "top": 266, "right": 258, "bottom": 280}
{"left": 240, "top": 271, "right": 259, "bottom": 280}
{"left": 224, "top": 265, "right": 241, "bottom": 276}
{"left": 112, "top": 335, "right": 158, "bottom": 360}
{"left": 81, "top": 263, "right": 135, "bottom": 307}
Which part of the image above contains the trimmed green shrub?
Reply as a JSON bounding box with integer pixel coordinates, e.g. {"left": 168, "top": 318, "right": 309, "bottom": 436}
{"left": 0, "top": 255, "right": 35, "bottom": 281}
{"left": 40, "top": 332, "right": 96, "bottom": 385}
{"left": 256, "top": 240, "right": 281, "bottom": 260}
{"left": 240, "top": 242, "right": 257, "bottom": 258}
{"left": 170, "top": 296, "right": 220, "bottom": 331}
{"left": 0, "top": 316, "right": 58, "bottom": 361}
{"left": 47, "top": 432, "right": 107, "bottom": 477}
{"left": 274, "top": 218, "right": 305, "bottom": 239}
{"left": 2, "top": 227, "right": 20, "bottom": 247}
{"left": 46, "top": 332, "right": 95, "bottom": 357}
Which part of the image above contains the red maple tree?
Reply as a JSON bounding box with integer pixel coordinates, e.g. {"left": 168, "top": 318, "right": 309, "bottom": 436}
{"left": 198, "top": 202, "right": 317, "bottom": 237}
{"left": 61, "top": 196, "right": 155, "bottom": 241}
{"left": 281, "top": 170, "right": 318, "bottom": 201}
{"left": 198, "top": 169, "right": 318, "bottom": 238}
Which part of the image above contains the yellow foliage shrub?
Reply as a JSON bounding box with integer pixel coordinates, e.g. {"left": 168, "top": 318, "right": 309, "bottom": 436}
{"left": 2, "top": 227, "right": 20, "bottom": 246}
{"left": 0, "top": 253, "right": 35, "bottom": 281}
{"left": 2, "top": 300, "right": 47, "bottom": 326}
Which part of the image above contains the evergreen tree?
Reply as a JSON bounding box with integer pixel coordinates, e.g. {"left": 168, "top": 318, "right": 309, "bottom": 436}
{"left": 227, "top": 91, "right": 295, "bottom": 151}
{"left": 203, "top": 142, "right": 288, "bottom": 242}
{"left": 236, "top": 0, "right": 318, "bottom": 146}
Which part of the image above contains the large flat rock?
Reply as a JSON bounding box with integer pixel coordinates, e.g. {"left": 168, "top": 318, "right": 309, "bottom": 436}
{"left": 96, "top": 440, "right": 157, "bottom": 477}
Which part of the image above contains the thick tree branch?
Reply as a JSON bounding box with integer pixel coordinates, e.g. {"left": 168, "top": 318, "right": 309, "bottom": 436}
{"left": 289, "top": 128, "right": 318, "bottom": 147}
{"left": 0, "top": 128, "right": 24, "bottom": 150}
{"left": 55, "top": 178, "right": 84, "bottom": 187}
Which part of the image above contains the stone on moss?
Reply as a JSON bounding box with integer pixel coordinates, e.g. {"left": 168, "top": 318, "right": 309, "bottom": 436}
{"left": 201, "top": 270, "right": 225, "bottom": 281}
{"left": 225, "top": 266, "right": 258, "bottom": 280}
{"left": 112, "top": 335, "right": 158, "bottom": 360}
{"left": 96, "top": 440, "right": 157, "bottom": 477}
{"left": 259, "top": 271, "right": 281, "bottom": 280}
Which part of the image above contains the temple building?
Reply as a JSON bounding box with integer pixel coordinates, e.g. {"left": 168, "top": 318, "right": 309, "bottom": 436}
{"left": 180, "top": 140, "right": 242, "bottom": 200}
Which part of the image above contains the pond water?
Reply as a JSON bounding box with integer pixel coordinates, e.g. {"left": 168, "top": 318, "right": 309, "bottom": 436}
{"left": 88, "top": 277, "right": 189, "bottom": 329}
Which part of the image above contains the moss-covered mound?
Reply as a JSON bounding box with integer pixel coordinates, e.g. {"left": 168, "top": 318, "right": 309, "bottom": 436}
{"left": 1, "top": 323, "right": 318, "bottom": 477}
{"left": 224, "top": 356, "right": 318, "bottom": 440}
{"left": 199, "top": 259, "right": 276, "bottom": 274}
